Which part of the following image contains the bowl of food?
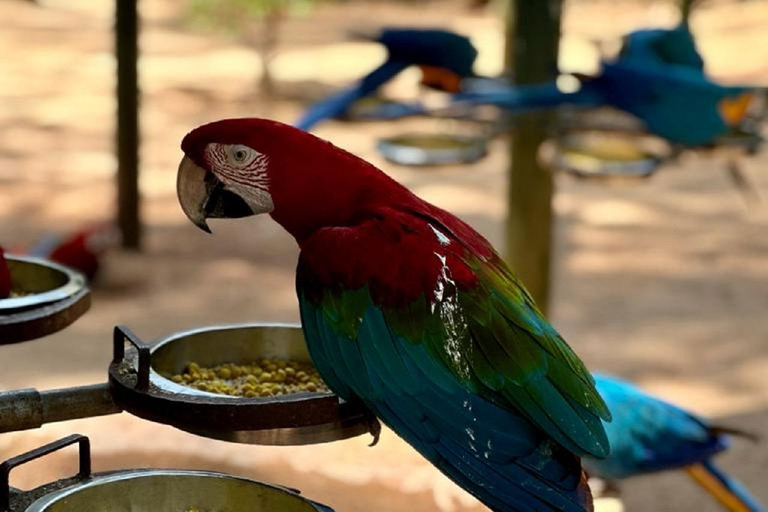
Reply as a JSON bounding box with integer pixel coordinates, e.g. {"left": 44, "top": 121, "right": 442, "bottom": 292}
{"left": 0, "top": 256, "right": 86, "bottom": 312}
{"left": 108, "top": 324, "right": 377, "bottom": 445}
{"left": 377, "top": 133, "right": 488, "bottom": 166}
{"left": 0, "top": 256, "right": 90, "bottom": 344}
{"left": 540, "top": 130, "right": 671, "bottom": 179}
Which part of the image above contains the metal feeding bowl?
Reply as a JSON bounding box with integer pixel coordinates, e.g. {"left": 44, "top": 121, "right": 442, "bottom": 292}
{"left": 342, "top": 96, "right": 424, "bottom": 121}
{"left": 0, "top": 256, "right": 90, "bottom": 344}
{"left": 377, "top": 133, "right": 488, "bottom": 166}
{"left": 108, "top": 324, "right": 377, "bottom": 446}
{"left": 2, "top": 435, "right": 335, "bottom": 512}
{"left": 540, "top": 129, "right": 671, "bottom": 179}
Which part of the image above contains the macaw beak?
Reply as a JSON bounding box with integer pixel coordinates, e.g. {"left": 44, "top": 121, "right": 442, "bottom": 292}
{"left": 176, "top": 155, "right": 255, "bottom": 233}
{"left": 718, "top": 91, "right": 755, "bottom": 127}
{"left": 419, "top": 66, "right": 462, "bottom": 93}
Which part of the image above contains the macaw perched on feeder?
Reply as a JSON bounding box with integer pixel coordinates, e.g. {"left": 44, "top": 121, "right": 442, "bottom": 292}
{"left": 26, "top": 223, "right": 119, "bottom": 281}
{"left": 295, "top": 28, "right": 479, "bottom": 131}
{"left": 176, "top": 118, "right": 612, "bottom": 512}
{"left": 0, "top": 247, "right": 11, "bottom": 298}
{"left": 586, "top": 374, "right": 765, "bottom": 512}
{"left": 457, "top": 24, "right": 757, "bottom": 147}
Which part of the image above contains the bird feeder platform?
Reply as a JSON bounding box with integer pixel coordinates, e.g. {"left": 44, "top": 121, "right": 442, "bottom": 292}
{"left": 109, "top": 324, "right": 378, "bottom": 445}
{"left": 0, "top": 256, "right": 90, "bottom": 345}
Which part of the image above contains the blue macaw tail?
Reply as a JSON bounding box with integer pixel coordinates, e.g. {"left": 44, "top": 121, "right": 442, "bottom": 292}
{"left": 295, "top": 60, "right": 410, "bottom": 131}
{"left": 453, "top": 81, "right": 604, "bottom": 114}
{"left": 686, "top": 460, "right": 765, "bottom": 512}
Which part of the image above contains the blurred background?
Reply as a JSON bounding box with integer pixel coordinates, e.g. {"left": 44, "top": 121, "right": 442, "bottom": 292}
{"left": 0, "top": 0, "right": 766, "bottom": 511}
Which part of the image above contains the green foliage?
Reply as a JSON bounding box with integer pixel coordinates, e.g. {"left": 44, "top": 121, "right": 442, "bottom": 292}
{"left": 185, "top": 0, "right": 316, "bottom": 35}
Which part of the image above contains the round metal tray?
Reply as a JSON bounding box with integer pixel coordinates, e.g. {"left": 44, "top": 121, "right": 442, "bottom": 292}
{"left": 0, "top": 256, "right": 90, "bottom": 344}
{"left": 541, "top": 129, "right": 671, "bottom": 179}
{"left": 342, "top": 96, "right": 424, "bottom": 121}
{"left": 108, "top": 324, "right": 378, "bottom": 446}
{"left": 377, "top": 133, "right": 488, "bottom": 166}
{"left": 3, "top": 435, "right": 334, "bottom": 512}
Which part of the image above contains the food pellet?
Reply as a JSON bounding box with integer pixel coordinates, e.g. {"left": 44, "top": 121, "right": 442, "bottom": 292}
{"left": 169, "top": 357, "right": 329, "bottom": 397}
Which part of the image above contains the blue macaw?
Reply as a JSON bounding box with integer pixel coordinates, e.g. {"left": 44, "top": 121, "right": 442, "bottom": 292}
{"left": 456, "top": 24, "right": 756, "bottom": 147}
{"left": 295, "top": 28, "right": 478, "bottom": 131}
{"left": 587, "top": 374, "right": 764, "bottom": 512}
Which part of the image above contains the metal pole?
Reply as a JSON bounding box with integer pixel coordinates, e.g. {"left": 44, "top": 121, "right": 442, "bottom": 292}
{"left": 0, "top": 384, "right": 121, "bottom": 434}
{"left": 504, "top": 0, "right": 563, "bottom": 314}
{"left": 116, "top": 0, "right": 141, "bottom": 250}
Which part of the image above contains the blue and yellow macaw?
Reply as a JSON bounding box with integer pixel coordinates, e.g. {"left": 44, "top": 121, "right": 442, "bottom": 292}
{"left": 456, "top": 24, "right": 758, "bottom": 147}
{"left": 587, "top": 374, "right": 764, "bottom": 512}
{"left": 295, "top": 28, "right": 478, "bottom": 131}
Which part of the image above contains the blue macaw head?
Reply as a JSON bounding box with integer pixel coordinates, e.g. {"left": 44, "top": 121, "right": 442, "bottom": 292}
{"left": 376, "top": 28, "right": 478, "bottom": 92}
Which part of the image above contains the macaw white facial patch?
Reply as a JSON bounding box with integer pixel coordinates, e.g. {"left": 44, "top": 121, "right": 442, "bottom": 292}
{"left": 205, "top": 142, "right": 274, "bottom": 214}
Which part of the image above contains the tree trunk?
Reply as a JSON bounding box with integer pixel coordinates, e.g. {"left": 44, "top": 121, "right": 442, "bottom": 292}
{"left": 504, "top": 0, "right": 563, "bottom": 313}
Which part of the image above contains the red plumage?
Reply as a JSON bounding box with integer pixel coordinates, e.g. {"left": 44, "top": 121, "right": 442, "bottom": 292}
{"left": 183, "top": 119, "right": 493, "bottom": 304}
{"left": 0, "top": 247, "right": 11, "bottom": 298}
{"left": 44, "top": 223, "right": 118, "bottom": 281}
{"left": 49, "top": 232, "right": 100, "bottom": 280}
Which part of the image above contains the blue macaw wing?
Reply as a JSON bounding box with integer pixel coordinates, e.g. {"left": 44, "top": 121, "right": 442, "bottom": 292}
{"left": 298, "top": 288, "right": 594, "bottom": 512}
{"left": 294, "top": 60, "right": 410, "bottom": 131}
{"left": 620, "top": 24, "right": 704, "bottom": 70}
{"left": 596, "top": 62, "right": 750, "bottom": 145}
{"left": 583, "top": 374, "right": 727, "bottom": 480}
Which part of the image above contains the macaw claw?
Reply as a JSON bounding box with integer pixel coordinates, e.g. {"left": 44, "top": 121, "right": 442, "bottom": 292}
{"left": 367, "top": 415, "right": 382, "bottom": 447}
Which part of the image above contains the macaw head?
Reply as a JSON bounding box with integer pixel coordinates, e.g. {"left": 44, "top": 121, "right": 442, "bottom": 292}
{"left": 374, "top": 28, "right": 477, "bottom": 93}
{"left": 177, "top": 118, "right": 400, "bottom": 240}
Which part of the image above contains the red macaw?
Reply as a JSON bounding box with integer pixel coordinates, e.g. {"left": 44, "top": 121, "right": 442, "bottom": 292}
{"left": 176, "top": 118, "right": 611, "bottom": 512}
{"left": 26, "top": 223, "right": 119, "bottom": 281}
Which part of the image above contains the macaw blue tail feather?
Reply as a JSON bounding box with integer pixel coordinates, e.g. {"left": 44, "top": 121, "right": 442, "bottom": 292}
{"left": 686, "top": 460, "right": 765, "bottom": 512}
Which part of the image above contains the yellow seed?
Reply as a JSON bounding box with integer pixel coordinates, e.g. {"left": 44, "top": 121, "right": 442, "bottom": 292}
{"left": 216, "top": 367, "right": 231, "bottom": 379}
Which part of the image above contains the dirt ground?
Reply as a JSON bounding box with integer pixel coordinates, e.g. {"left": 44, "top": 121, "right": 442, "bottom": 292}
{"left": 0, "top": 1, "right": 767, "bottom": 511}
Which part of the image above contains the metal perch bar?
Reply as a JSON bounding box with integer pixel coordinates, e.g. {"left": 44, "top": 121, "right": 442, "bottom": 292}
{"left": 0, "top": 383, "right": 121, "bottom": 434}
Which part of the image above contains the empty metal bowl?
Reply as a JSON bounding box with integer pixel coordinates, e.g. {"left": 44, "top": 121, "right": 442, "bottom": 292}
{"left": 24, "top": 470, "right": 332, "bottom": 512}
{"left": 3, "top": 435, "right": 334, "bottom": 512}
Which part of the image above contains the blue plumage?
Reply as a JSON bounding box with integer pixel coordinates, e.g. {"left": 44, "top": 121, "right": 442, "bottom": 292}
{"left": 299, "top": 295, "right": 593, "bottom": 512}
{"left": 585, "top": 374, "right": 764, "bottom": 512}
{"left": 455, "top": 24, "right": 754, "bottom": 146}
{"left": 295, "top": 28, "right": 478, "bottom": 130}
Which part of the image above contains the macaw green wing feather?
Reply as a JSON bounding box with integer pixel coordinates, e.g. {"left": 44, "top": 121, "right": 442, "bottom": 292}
{"left": 298, "top": 283, "right": 595, "bottom": 512}
{"left": 297, "top": 213, "right": 610, "bottom": 459}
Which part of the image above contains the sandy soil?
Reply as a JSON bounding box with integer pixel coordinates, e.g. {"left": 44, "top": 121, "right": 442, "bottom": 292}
{"left": 0, "top": 1, "right": 766, "bottom": 511}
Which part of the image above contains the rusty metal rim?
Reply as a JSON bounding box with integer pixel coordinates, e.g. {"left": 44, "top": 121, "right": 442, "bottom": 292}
{"left": 0, "top": 287, "right": 91, "bottom": 345}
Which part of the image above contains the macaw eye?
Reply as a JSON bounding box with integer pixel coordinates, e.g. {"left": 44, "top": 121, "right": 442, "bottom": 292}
{"left": 229, "top": 145, "right": 254, "bottom": 165}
